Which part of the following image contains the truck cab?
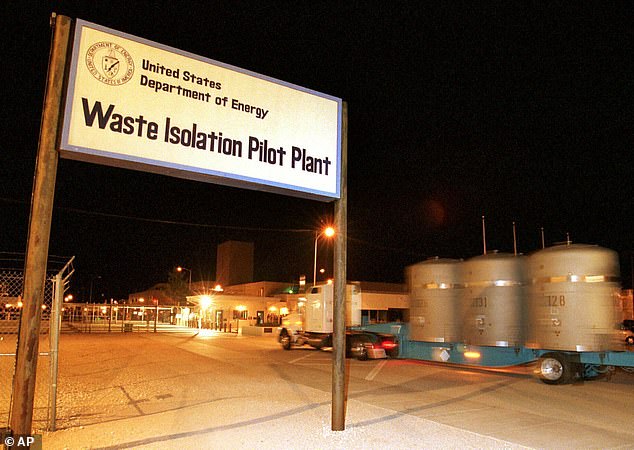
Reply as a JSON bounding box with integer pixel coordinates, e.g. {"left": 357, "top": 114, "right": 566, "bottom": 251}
{"left": 277, "top": 283, "right": 361, "bottom": 350}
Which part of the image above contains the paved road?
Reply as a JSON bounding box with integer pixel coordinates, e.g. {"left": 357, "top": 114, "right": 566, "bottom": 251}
{"left": 177, "top": 331, "right": 634, "bottom": 448}
{"left": 40, "top": 331, "right": 634, "bottom": 449}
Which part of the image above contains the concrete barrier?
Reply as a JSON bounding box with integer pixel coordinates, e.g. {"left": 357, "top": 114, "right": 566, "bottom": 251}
{"left": 239, "top": 326, "right": 276, "bottom": 336}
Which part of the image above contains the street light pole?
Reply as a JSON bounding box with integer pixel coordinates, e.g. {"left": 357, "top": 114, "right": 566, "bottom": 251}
{"left": 313, "top": 226, "right": 335, "bottom": 286}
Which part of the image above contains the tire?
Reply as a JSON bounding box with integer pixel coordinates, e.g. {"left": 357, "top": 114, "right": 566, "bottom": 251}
{"left": 280, "top": 331, "right": 292, "bottom": 350}
{"left": 538, "top": 352, "right": 572, "bottom": 385}
{"left": 357, "top": 347, "right": 369, "bottom": 361}
{"left": 626, "top": 336, "right": 634, "bottom": 346}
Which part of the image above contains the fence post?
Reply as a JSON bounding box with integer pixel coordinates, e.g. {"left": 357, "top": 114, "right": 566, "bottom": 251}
{"left": 48, "top": 273, "right": 62, "bottom": 431}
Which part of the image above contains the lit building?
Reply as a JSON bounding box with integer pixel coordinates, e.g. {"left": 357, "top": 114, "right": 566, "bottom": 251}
{"left": 129, "top": 240, "right": 410, "bottom": 332}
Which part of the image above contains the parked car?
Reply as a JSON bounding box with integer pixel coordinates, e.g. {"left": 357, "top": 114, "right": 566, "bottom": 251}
{"left": 316, "top": 331, "right": 398, "bottom": 360}
{"left": 345, "top": 331, "right": 387, "bottom": 360}
{"left": 364, "top": 331, "right": 399, "bottom": 358}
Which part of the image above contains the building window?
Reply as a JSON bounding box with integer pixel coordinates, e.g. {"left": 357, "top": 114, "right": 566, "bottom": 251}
{"left": 233, "top": 310, "right": 248, "bottom": 319}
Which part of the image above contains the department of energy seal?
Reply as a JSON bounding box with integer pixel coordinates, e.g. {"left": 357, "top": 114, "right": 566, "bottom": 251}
{"left": 85, "top": 41, "right": 134, "bottom": 85}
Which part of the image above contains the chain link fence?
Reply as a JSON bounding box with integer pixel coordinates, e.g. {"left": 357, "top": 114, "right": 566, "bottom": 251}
{"left": 0, "top": 253, "right": 73, "bottom": 432}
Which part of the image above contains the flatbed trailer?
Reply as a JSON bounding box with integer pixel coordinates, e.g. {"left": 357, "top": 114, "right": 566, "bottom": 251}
{"left": 359, "top": 323, "right": 634, "bottom": 384}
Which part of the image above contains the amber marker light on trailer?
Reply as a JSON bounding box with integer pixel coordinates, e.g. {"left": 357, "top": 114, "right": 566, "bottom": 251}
{"left": 464, "top": 351, "right": 481, "bottom": 359}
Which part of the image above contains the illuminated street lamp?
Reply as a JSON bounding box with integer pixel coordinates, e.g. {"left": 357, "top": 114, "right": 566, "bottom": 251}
{"left": 314, "top": 226, "right": 335, "bottom": 286}
{"left": 177, "top": 266, "right": 192, "bottom": 292}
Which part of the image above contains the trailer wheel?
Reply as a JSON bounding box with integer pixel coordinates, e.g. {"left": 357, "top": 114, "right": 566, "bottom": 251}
{"left": 538, "top": 352, "right": 572, "bottom": 385}
{"left": 626, "top": 335, "right": 634, "bottom": 346}
{"left": 280, "top": 331, "right": 291, "bottom": 350}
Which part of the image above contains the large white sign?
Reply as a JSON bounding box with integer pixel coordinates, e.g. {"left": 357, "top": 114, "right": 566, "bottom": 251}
{"left": 60, "top": 19, "right": 342, "bottom": 201}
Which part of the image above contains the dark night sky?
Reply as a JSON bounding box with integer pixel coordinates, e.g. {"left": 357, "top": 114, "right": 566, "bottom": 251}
{"left": 1, "top": 1, "right": 633, "bottom": 298}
